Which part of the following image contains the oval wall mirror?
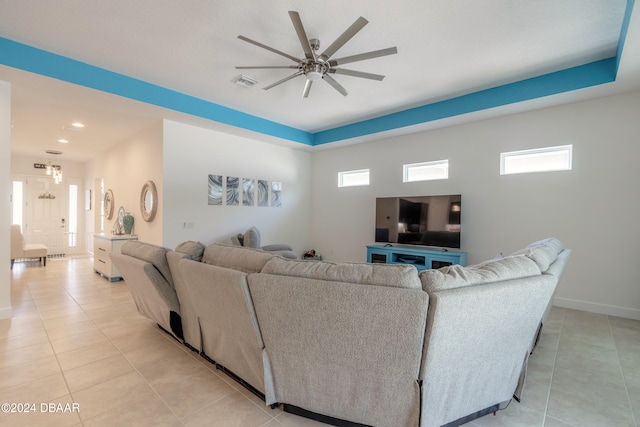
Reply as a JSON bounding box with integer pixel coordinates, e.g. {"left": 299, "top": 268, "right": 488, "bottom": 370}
{"left": 104, "top": 189, "right": 114, "bottom": 220}
{"left": 117, "top": 206, "right": 126, "bottom": 230}
{"left": 140, "top": 181, "right": 158, "bottom": 222}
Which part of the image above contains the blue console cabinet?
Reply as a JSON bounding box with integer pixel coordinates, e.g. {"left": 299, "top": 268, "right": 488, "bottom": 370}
{"left": 366, "top": 244, "right": 467, "bottom": 272}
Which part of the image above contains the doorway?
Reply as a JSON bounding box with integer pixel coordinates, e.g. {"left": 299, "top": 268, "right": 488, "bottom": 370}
{"left": 12, "top": 175, "right": 86, "bottom": 257}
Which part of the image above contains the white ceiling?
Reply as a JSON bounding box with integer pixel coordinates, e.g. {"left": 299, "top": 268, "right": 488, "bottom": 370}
{"left": 1, "top": 0, "right": 639, "bottom": 162}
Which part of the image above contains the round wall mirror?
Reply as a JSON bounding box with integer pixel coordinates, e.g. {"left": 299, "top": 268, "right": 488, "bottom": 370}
{"left": 104, "top": 189, "right": 114, "bottom": 220}
{"left": 140, "top": 181, "right": 158, "bottom": 222}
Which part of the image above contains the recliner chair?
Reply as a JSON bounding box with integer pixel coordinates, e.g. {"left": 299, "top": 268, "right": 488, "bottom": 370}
{"left": 230, "top": 227, "right": 297, "bottom": 259}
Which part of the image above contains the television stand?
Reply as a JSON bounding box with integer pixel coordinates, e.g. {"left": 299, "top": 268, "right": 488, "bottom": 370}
{"left": 366, "top": 244, "right": 467, "bottom": 271}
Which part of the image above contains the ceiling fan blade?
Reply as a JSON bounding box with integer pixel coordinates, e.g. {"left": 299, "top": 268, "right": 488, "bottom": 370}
{"left": 263, "top": 71, "right": 304, "bottom": 90}
{"left": 302, "top": 79, "right": 313, "bottom": 98}
{"left": 288, "top": 11, "right": 314, "bottom": 60}
{"left": 323, "top": 75, "right": 348, "bottom": 96}
{"left": 236, "top": 66, "right": 299, "bottom": 70}
{"left": 329, "top": 47, "right": 398, "bottom": 66}
{"left": 330, "top": 68, "right": 385, "bottom": 81}
{"left": 238, "top": 35, "right": 300, "bottom": 63}
{"left": 319, "top": 16, "right": 368, "bottom": 61}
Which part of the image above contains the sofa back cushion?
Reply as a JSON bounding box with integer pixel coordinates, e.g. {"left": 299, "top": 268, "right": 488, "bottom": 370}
{"left": 511, "top": 238, "right": 564, "bottom": 272}
{"left": 175, "top": 240, "right": 205, "bottom": 262}
{"left": 121, "top": 241, "right": 173, "bottom": 287}
{"left": 249, "top": 272, "right": 427, "bottom": 425}
{"left": 420, "top": 254, "right": 540, "bottom": 292}
{"left": 202, "top": 243, "right": 276, "bottom": 273}
{"left": 261, "top": 257, "right": 422, "bottom": 290}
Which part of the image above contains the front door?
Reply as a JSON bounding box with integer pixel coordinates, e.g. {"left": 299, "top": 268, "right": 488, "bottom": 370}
{"left": 25, "top": 176, "right": 67, "bottom": 256}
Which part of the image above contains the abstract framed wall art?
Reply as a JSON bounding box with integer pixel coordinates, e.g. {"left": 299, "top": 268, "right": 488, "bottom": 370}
{"left": 243, "top": 178, "right": 255, "bottom": 206}
{"left": 207, "top": 174, "right": 223, "bottom": 205}
{"left": 257, "top": 179, "right": 269, "bottom": 207}
{"left": 208, "top": 175, "right": 283, "bottom": 208}
{"left": 226, "top": 176, "right": 240, "bottom": 206}
{"left": 271, "top": 181, "right": 282, "bottom": 207}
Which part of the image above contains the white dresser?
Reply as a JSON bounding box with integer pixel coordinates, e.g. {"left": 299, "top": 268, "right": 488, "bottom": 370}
{"left": 94, "top": 233, "right": 138, "bottom": 281}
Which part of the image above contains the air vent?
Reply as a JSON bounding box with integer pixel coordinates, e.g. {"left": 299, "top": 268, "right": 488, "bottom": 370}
{"left": 45, "top": 150, "right": 63, "bottom": 155}
{"left": 232, "top": 75, "right": 257, "bottom": 88}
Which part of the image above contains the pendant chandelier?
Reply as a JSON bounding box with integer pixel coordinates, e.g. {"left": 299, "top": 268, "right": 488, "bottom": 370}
{"left": 46, "top": 161, "right": 63, "bottom": 184}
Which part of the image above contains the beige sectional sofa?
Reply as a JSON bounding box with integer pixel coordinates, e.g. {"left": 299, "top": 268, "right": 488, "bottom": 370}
{"left": 110, "top": 238, "right": 570, "bottom": 427}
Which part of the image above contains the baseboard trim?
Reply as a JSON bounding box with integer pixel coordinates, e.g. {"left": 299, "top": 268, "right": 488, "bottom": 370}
{"left": 553, "top": 297, "right": 640, "bottom": 320}
{"left": 0, "top": 306, "right": 12, "bottom": 320}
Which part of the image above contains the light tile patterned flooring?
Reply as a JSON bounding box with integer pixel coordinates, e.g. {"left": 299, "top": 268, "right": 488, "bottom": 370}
{"left": 2, "top": 257, "right": 639, "bottom": 427}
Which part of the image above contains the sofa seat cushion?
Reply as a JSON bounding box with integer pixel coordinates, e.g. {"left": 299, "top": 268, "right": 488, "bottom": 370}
{"left": 261, "top": 257, "right": 422, "bottom": 289}
{"left": 121, "top": 241, "right": 173, "bottom": 287}
{"left": 512, "top": 238, "right": 564, "bottom": 272}
{"left": 420, "top": 254, "right": 540, "bottom": 292}
{"left": 175, "top": 240, "right": 205, "bottom": 262}
{"left": 202, "top": 243, "right": 276, "bottom": 273}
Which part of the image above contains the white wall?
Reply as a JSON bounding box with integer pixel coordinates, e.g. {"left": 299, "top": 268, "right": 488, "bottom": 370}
{"left": 11, "top": 154, "right": 87, "bottom": 178}
{"left": 162, "top": 120, "right": 312, "bottom": 253}
{"left": 311, "top": 90, "right": 640, "bottom": 320}
{"left": 0, "top": 81, "right": 11, "bottom": 318}
{"left": 91, "top": 122, "right": 164, "bottom": 245}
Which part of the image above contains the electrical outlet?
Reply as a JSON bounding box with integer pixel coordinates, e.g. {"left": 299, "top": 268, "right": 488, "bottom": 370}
{"left": 183, "top": 221, "right": 194, "bottom": 229}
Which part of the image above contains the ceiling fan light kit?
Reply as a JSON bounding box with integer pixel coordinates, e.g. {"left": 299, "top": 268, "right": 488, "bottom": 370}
{"left": 236, "top": 11, "right": 397, "bottom": 98}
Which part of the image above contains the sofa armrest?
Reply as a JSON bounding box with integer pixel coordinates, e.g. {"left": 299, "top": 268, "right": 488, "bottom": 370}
{"left": 419, "top": 274, "right": 556, "bottom": 427}
{"left": 110, "top": 252, "right": 182, "bottom": 340}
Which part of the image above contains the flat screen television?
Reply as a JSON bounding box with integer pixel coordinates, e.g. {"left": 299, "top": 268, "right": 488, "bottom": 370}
{"left": 375, "top": 195, "right": 461, "bottom": 249}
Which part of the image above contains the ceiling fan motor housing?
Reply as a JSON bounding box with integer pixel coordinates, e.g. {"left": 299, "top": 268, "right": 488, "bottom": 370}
{"left": 304, "top": 62, "right": 326, "bottom": 81}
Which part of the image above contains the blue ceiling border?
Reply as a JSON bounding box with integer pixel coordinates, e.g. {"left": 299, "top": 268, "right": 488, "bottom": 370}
{"left": 617, "top": 0, "right": 636, "bottom": 72}
{"left": 313, "top": 58, "right": 617, "bottom": 145}
{"left": 0, "top": 37, "right": 314, "bottom": 146}
{"left": 0, "top": 0, "right": 632, "bottom": 147}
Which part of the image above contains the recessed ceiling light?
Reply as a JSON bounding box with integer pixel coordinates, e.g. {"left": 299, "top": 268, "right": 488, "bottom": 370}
{"left": 71, "top": 122, "right": 84, "bottom": 128}
{"left": 58, "top": 139, "right": 69, "bottom": 143}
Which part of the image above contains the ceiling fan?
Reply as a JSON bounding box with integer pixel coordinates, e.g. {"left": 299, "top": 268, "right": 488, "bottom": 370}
{"left": 235, "top": 11, "right": 397, "bottom": 98}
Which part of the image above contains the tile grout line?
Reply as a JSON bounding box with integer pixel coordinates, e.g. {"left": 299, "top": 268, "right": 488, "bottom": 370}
{"left": 541, "top": 308, "right": 575, "bottom": 426}
{"left": 608, "top": 316, "right": 639, "bottom": 427}
{"left": 24, "top": 268, "right": 84, "bottom": 426}
{"left": 61, "top": 259, "right": 258, "bottom": 425}
{"left": 67, "top": 265, "right": 189, "bottom": 426}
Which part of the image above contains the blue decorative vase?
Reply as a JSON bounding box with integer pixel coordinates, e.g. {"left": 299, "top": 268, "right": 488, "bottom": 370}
{"left": 123, "top": 212, "right": 134, "bottom": 235}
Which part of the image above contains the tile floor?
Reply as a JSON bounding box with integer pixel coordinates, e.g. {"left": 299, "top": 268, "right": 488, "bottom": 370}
{"left": 2, "top": 257, "right": 639, "bottom": 427}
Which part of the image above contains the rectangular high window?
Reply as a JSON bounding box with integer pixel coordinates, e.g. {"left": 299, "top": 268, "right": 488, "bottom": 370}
{"left": 500, "top": 145, "right": 572, "bottom": 175}
{"left": 338, "top": 169, "right": 370, "bottom": 187}
{"left": 403, "top": 160, "right": 449, "bottom": 182}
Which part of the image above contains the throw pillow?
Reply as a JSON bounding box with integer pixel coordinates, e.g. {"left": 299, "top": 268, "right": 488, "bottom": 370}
{"left": 512, "top": 238, "right": 564, "bottom": 271}
{"left": 175, "top": 241, "right": 205, "bottom": 262}
{"left": 243, "top": 227, "right": 261, "bottom": 248}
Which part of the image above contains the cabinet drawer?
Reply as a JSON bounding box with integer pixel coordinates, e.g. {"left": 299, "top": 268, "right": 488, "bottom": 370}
{"left": 94, "top": 256, "right": 111, "bottom": 274}
{"left": 94, "top": 244, "right": 111, "bottom": 255}
{"left": 93, "top": 234, "right": 137, "bottom": 281}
